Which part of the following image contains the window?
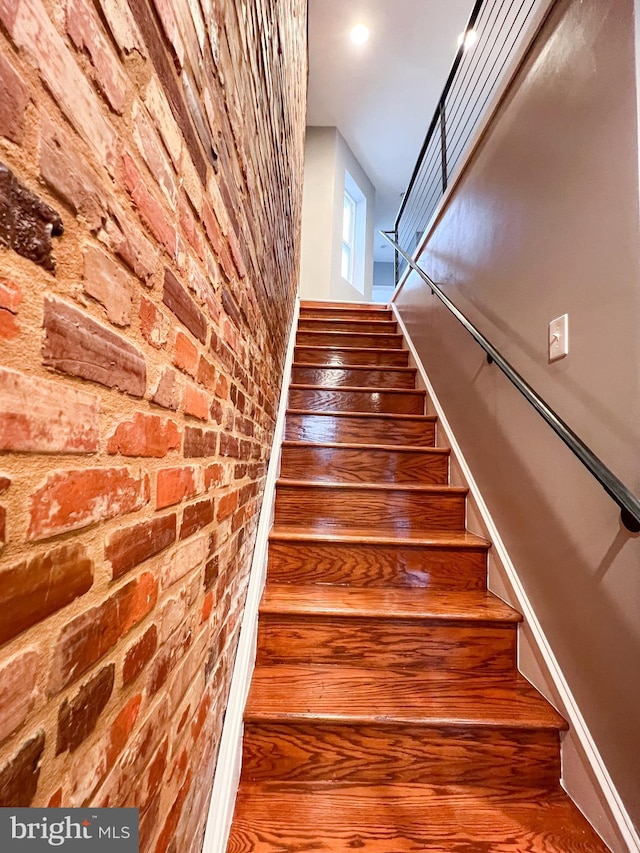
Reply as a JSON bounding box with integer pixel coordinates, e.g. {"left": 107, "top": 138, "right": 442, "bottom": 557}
{"left": 341, "top": 171, "right": 366, "bottom": 292}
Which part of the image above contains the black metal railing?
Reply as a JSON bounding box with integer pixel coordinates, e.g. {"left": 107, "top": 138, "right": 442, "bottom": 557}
{"left": 393, "top": 0, "right": 542, "bottom": 283}
{"left": 381, "top": 231, "right": 640, "bottom": 533}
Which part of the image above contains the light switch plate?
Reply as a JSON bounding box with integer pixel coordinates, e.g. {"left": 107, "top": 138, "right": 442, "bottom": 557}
{"left": 549, "top": 314, "right": 569, "bottom": 362}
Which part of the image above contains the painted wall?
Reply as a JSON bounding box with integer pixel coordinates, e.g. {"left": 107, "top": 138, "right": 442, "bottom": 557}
{"left": 300, "top": 126, "right": 375, "bottom": 301}
{"left": 373, "top": 260, "right": 395, "bottom": 303}
{"left": 0, "top": 0, "right": 306, "bottom": 850}
{"left": 395, "top": 0, "right": 640, "bottom": 837}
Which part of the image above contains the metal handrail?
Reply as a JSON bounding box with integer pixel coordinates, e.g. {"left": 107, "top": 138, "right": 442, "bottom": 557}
{"left": 381, "top": 230, "right": 640, "bottom": 533}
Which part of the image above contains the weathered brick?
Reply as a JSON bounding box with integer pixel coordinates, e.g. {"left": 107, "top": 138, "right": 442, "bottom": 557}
{"left": 0, "top": 53, "right": 29, "bottom": 144}
{"left": 140, "top": 298, "right": 170, "bottom": 349}
{"left": 123, "top": 624, "right": 158, "bottom": 686}
{"left": 152, "top": 368, "right": 182, "bottom": 411}
{"left": 0, "top": 309, "right": 19, "bottom": 339}
{"left": 147, "top": 626, "right": 192, "bottom": 697}
{"left": 106, "top": 514, "right": 177, "bottom": 579}
{"left": 196, "top": 355, "right": 216, "bottom": 390}
{"left": 204, "top": 463, "right": 223, "bottom": 490}
{"left": 204, "top": 556, "right": 218, "bottom": 591}
{"left": 0, "top": 278, "right": 21, "bottom": 313}
{"left": 122, "top": 151, "right": 176, "bottom": 252}
{"left": 0, "top": 163, "right": 64, "bottom": 270}
{"left": 178, "top": 196, "right": 203, "bottom": 258}
{"left": 163, "top": 267, "right": 207, "bottom": 343}
{"left": 0, "top": 476, "right": 9, "bottom": 494}
{"left": 201, "top": 591, "right": 214, "bottom": 623}
{"left": 107, "top": 413, "right": 181, "bottom": 458}
{"left": 0, "top": 543, "right": 93, "bottom": 646}
{"left": 104, "top": 203, "right": 158, "bottom": 282}
{"left": 180, "top": 498, "right": 214, "bottom": 540}
{"left": 0, "top": 0, "right": 118, "bottom": 171}
{"left": 0, "top": 731, "right": 45, "bottom": 807}
{"left": 154, "top": 771, "right": 192, "bottom": 853}
{"left": 161, "top": 535, "right": 207, "bottom": 590}
{"left": 133, "top": 100, "right": 177, "bottom": 206}
{"left": 156, "top": 466, "right": 197, "bottom": 509}
{"left": 49, "top": 572, "right": 158, "bottom": 692}
{"left": 219, "top": 433, "right": 239, "bottom": 458}
{"left": 183, "top": 384, "right": 209, "bottom": 421}
{"left": 217, "top": 490, "right": 238, "bottom": 522}
{"left": 183, "top": 426, "right": 217, "bottom": 458}
{"left": 43, "top": 297, "right": 146, "bottom": 397}
{"left": 82, "top": 245, "right": 133, "bottom": 327}
{"left": 29, "top": 467, "right": 150, "bottom": 541}
{"left": 142, "top": 77, "right": 182, "bottom": 168}
{"left": 66, "top": 0, "right": 129, "bottom": 113}
{"left": 57, "top": 664, "right": 115, "bottom": 754}
{"left": 173, "top": 330, "right": 198, "bottom": 376}
{"left": 0, "top": 648, "right": 41, "bottom": 742}
{"left": 39, "top": 114, "right": 106, "bottom": 232}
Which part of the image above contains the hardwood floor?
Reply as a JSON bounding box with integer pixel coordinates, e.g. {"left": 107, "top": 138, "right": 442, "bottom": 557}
{"left": 226, "top": 300, "right": 611, "bottom": 852}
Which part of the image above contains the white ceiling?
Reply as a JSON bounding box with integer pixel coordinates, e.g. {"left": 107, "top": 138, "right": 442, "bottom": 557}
{"left": 307, "top": 0, "right": 475, "bottom": 262}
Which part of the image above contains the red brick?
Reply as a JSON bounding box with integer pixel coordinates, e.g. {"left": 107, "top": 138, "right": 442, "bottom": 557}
{"left": 95, "top": 0, "right": 145, "bottom": 56}
{"left": 49, "top": 572, "right": 158, "bottom": 692}
{"left": 0, "top": 309, "right": 19, "bottom": 339}
{"left": 154, "top": 771, "right": 191, "bottom": 853}
{"left": 123, "top": 624, "right": 158, "bottom": 686}
{"left": 0, "top": 0, "right": 117, "bottom": 171}
{"left": 28, "top": 467, "right": 150, "bottom": 541}
{"left": 163, "top": 268, "right": 207, "bottom": 343}
{"left": 197, "top": 356, "right": 217, "bottom": 390}
{"left": 183, "top": 426, "right": 217, "bottom": 458}
{"left": 201, "top": 591, "right": 214, "bottom": 623}
{"left": 140, "top": 298, "right": 170, "bottom": 349}
{"left": 216, "top": 372, "right": 229, "bottom": 399}
{"left": 57, "top": 664, "right": 115, "bottom": 754}
{"left": 0, "top": 53, "right": 29, "bottom": 144}
{"left": 0, "top": 475, "right": 8, "bottom": 494}
{"left": 107, "top": 413, "right": 181, "bottom": 458}
{"left": 106, "top": 513, "right": 177, "bottom": 579}
{"left": 161, "top": 535, "right": 208, "bottom": 590}
{"left": 147, "top": 626, "right": 192, "bottom": 697}
{"left": 204, "top": 556, "right": 218, "bottom": 591}
{"left": 217, "top": 491, "right": 238, "bottom": 522}
{"left": 0, "top": 278, "right": 21, "bottom": 314}
{"left": 0, "top": 648, "right": 41, "bottom": 742}
{"left": 104, "top": 202, "right": 158, "bottom": 282}
{"left": 202, "top": 201, "right": 235, "bottom": 281}
{"left": 173, "top": 331, "right": 198, "bottom": 376}
{"left": 152, "top": 368, "right": 182, "bottom": 411}
{"left": 43, "top": 298, "right": 146, "bottom": 397}
{"left": 143, "top": 77, "right": 182, "bottom": 168}
{"left": 183, "top": 384, "right": 209, "bottom": 421}
{"left": 39, "top": 114, "right": 106, "bottom": 232}
{"left": 204, "top": 463, "right": 224, "bottom": 490}
{"left": 156, "top": 466, "right": 197, "bottom": 509}
{"left": 180, "top": 498, "right": 214, "bottom": 540}
{"left": 122, "top": 151, "right": 176, "bottom": 252}
{"left": 133, "top": 100, "right": 177, "bottom": 206}
{"left": 0, "top": 543, "right": 93, "bottom": 646}
{"left": 219, "top": 433, "right": 239, "bottom": 458}
{"left": 82, "top": 245, "right": 133, "bottom": 326}
{"left": 0, "top": 731, "right": 45, "bottom": 807}
{"left": 178, "top": 196, "right": 203, "bottom": 258}
{"left": 210, "top": 397, "right": 224, "bottom": 424}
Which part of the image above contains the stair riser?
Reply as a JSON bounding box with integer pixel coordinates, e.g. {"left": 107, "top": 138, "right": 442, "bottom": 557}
{"left": 280, "top": 445, "right": 448, "bottom": 484}
{"left": 300, "top": 308, "right": 393, "bottom": 321}
{"left": 291, "top": 366, "right": 416, "bottom": 389}
{"left": 285, "top": 413, "right": 436, "bottom": 445}
{"left": 296, "top": 332, "right": 403, "bottom": 349}
{"left": 257, "top": 617, "right": 516, "bottom": 671}
{"left": 242, "top": 723, "right": 561, "bottom": 789}
{"left": 288, "top": 388, "right": 425, "bottom": 415}
{"left": 267, "top": 541, "right": 487, "bottom": 589}
{"left": 274, "top": 486, "right": 466, "bottom": 531}
{"left": 294, "top": 347, "right": 409, "bottom": 367}
{"left": 298, "top": 319, "right": 398, "bottom": 335}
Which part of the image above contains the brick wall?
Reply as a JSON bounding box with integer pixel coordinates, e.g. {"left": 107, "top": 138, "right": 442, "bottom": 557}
{"left": 0, "top": 0, "right": 306, "bottom": 849}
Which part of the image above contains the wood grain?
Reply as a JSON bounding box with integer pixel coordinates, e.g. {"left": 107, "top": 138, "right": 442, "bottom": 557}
{"left": 279, "top": 441, "right": 449, "bottom": 484}
{"left": 296, "top": 330, "right": 404, "bottom": 349}
{"left": 274, "top": 481, "right": 467, "bottom": 531}
{"left": 228, "top": 783, "right": 611, "bottom": 852}
{"left": 294, "top": 346, "right": 410, "bottom": 366}
{"left": 288, "top": 386, "right": 426, "bottom": 414}
{"left": 284, "top": 411, "right": 436, "bottom": 445}
{"left": 291, "top": 364, "right": 416, "bottom": 389}
{"left": 298, "top": 318, "right": 398, "bottom": 334}
{"left": 267, "top": 533, "right": 489, "bottom": 589}
{"left": 241, "top": 723, "right": 561, "bottom": 788}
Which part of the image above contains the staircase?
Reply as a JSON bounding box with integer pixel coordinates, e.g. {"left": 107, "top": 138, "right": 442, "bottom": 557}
{"left": 226, "top": 301, "right": 610, "bottom": 852}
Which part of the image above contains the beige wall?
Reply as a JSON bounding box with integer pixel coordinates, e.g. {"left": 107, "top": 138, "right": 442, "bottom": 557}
{"left": 300, "top": 126, "right": 375, "bottom": 301}
{"left": 395, "top": 0, "right": 640, "bottom": 835}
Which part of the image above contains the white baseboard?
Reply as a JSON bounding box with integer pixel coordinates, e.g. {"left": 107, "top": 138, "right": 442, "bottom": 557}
{"left": 392, "top": 303, "right": 640, "bottom": 853}
{"left": 202, "top": 296, "right": 301, "bottom": 853}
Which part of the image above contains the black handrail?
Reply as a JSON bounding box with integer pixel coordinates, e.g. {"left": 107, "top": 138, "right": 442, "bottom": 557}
{"left": 394, "top": 0, "right": 486, "bottom": 230}
{"left": 380, "top": 230, "right": 640, "bottom": 533}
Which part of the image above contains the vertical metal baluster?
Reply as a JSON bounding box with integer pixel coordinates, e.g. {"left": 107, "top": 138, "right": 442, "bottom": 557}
{"left": 440, "top": 100, "right": 448, "bottom": 193}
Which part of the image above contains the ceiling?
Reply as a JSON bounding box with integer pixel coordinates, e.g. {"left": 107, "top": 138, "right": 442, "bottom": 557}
{"left": 306, "top": 0, "right": 475, "bottom": 262}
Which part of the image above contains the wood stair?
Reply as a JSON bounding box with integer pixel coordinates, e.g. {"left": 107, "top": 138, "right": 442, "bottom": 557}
{"left": 227, "top": 300, "right": 611, "bottom": 852}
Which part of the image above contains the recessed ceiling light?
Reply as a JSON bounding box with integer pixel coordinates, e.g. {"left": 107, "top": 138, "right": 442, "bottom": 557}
{"left": 350, "top": 24, "right": 370, "bottom": 46}
{"left": 457, "top": 28, "right": 478, "bottom": 50}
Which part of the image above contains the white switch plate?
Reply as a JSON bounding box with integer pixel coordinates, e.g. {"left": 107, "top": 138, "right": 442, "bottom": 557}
{"left": 549, "top": 314, "right": 569, "bottom": 362}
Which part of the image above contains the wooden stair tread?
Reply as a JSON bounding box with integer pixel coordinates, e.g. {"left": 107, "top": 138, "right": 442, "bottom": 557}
{"left": 292, "top": 362, "right": 415, "bottom": 373}
{"left": 300, "top": 301, "right": 387, "bottom": 309}
{"left": 259, "top": 586, "right": 520, "bottom": 623}
{"left": 276, "top": 479, "right": 466, "bottom": 495}
{"left": 246, "top": 665, "right": 567, "bottom": 730}
{"left": 269, "top": 525, "right": 489, "bottom": 548}
{"left": 229, "top": 782, "right": 610, "bottom": 852}
{"left": 287, "top": 408, "right": 435, "bottom": 421}
{"left": 290, "top": 383, "right": 424, "bottom": 394}
{"left": 294, "top": 344, "right": 407, "bottom": 354}
{"left": 281, "top": 439, "right": 447, "bottom": 454}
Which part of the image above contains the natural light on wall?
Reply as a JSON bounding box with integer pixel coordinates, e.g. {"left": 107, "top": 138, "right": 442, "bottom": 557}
{"left": 341, "top": 171, "right": 366, "bottom": 293}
